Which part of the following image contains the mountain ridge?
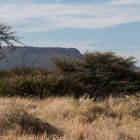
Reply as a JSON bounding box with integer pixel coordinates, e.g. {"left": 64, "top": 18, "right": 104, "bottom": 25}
{"left": 0, "top": 46, "right": 81, "bottom": 69}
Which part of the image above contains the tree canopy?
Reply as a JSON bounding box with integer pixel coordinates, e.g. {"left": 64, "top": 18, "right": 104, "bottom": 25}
{"left": 53, "top": 51, "right": 140, "bottom": 99}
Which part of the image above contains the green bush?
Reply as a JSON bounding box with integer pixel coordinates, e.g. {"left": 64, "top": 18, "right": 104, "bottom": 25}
{"left": 0, "top": 78, "right": 12, "bottom": 97}
{"left": 10, "top": 75, "right": 48, "bottom": 98}
{"left": 0, "top": 69, "right": 82, "bottom": 98}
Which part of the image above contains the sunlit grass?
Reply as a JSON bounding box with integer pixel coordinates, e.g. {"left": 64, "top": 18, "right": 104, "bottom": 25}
{"left": 0, "top": 95, "right": 139, "bottom": 140}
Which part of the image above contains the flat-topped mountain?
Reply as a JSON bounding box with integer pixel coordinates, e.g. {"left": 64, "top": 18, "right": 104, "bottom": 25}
{"left": 0, "top": 47, "right": 81, "bottom": 69}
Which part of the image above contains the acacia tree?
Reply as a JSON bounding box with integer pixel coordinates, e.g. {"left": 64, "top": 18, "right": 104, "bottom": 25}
{"left": 52, "top": 51, "right": 140, "bottom": 99}
{"left": 80, "top": 52, "right": 137, "bottom": 97}
{"left": 0, "top": 23, "right": 23, "bottom": 60}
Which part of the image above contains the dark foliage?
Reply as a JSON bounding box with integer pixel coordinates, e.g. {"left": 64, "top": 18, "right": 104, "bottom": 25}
{"left": 52, "top": 51, "right": 140, "bottom": 99}
{"left": 0, "top": 51, "right": 139, "bottom": 100}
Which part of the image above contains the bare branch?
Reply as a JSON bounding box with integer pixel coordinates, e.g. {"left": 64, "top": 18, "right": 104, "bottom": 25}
{"left": 0, "top": 23, "right": 24, "bottom": 60}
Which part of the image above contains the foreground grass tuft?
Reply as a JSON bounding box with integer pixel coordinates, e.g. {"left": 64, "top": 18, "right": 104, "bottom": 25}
{"left": 0, "top": 107, "right": 62, "bottom": 137}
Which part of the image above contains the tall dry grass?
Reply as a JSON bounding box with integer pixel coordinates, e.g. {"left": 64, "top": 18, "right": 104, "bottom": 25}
{"left": 0, "top": 95, "right": 139, "bottom": 140}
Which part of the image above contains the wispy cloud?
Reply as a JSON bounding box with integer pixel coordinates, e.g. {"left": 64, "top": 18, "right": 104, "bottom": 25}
{"left": 0, "top": 0, "right": 140, "bottom": 32}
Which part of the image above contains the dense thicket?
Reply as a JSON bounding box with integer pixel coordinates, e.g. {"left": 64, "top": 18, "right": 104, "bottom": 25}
{"left": 0, "top": 51, "right": 140, "bottom": 99}
{"left": 53, "top": 52, "right": 140, "bottom": 99}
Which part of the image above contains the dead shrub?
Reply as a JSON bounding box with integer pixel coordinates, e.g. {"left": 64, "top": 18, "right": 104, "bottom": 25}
{"left": 0, "top": 107, "right": 62, "bottom": 136}
{"left": 81, "top": 106, "right": 117, "bottom": 123}
{"left": 132, "top": 105, "right": 140, "bottom": 119}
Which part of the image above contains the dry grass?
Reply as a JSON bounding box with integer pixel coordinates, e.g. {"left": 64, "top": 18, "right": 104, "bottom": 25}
{"left": 0, "top": 95, "right": 139, "bottom": 140}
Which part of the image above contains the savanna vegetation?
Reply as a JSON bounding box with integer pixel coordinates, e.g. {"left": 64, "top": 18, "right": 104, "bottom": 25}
{"left": 0, "top": 51, "right": 139, "bottom": 100}
{"left": 0, "top": 23, "right": 140, "bottom": 140}
{"left": 0, "top": 23, "right": 139, "bottom": 99}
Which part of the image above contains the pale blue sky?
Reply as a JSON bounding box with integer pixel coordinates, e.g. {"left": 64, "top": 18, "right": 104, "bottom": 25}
{"left": 0, "top": 0, "right": 140, "bottom": 65}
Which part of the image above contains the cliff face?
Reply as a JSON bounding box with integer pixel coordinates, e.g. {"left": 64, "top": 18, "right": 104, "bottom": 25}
{"left": 0, "top": 47, "right": 81, "bottom": 69}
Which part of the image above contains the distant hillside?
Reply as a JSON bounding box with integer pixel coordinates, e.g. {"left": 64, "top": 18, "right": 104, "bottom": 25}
{"left": 133, "top": 66, "right": 140, "bottom": 72}
{"left": 0, "top": 47, "right": 81, "bottom": 69}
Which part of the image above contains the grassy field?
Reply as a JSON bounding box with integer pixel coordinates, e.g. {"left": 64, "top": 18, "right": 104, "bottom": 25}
{"left": 0, "top": 95, "right": 139, "bottom": 140}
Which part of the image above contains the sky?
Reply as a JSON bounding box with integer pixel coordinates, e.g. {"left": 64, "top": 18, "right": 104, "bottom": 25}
{"left": 0, "top": 0, "right": 140, "bottom": 65}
